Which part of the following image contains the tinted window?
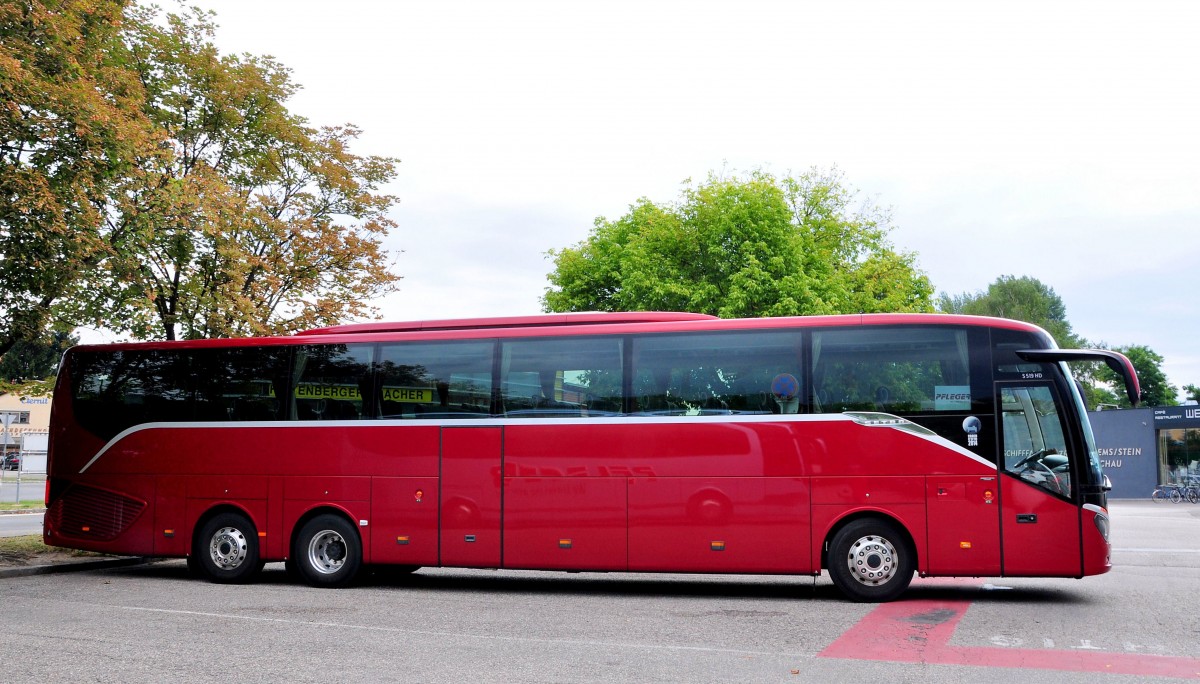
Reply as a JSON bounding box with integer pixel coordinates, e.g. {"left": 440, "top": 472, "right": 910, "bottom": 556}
{"left": 191, "top": 346, "right": 292, "bottom": 421}
{"left": 69, "top": 345, "right": 293, "bottom": 439}
{"left": 71, "top": 350, "right": 192, "bottom": 439}
{"left": 377, "top": 341, "right": 493, "bottom": 419}
{"left": 633, "top": 331, "right": 804, "bottom": 415}
{"left": 812, "top": 327, "right": 974, "bottom": 414}
{"left": 293, "top": 344, "right": 374, "bottom": 420}
{"left": 500, "top": 337, "right": 623, "bottom": 417}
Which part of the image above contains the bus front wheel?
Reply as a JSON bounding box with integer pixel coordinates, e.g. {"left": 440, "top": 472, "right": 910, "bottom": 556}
{"left": 828, "top": 518, "right": 914, "bottom": 602}
{"left": 194, "top": 512, "right": 261, "bottom": 584}
{"left": 293, "top": 514, "right": 362, "bottom": 588}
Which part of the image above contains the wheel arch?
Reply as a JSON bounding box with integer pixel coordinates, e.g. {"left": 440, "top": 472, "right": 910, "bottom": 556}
{"left": 190, "top": 502, "right": 260, "bottom": 556}
{"left": 820, "top": 509, "right": 919, "bottom": 572}
{"left": 287, "top": 504, "right": 364, "bottom": 563}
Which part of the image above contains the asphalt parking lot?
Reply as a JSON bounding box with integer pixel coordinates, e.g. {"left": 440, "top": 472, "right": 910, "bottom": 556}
{"left": 2, "top": 499, "right": 1198, "bottom": 683}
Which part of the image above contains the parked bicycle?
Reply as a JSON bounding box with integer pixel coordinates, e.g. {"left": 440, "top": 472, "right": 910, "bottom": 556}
{"left": 1152, "top": 480, "right": 1200, "bottom": 504}
{"left": 1182, "top": 477, "right": 1200, "bottom": 504}
{"left": 1152, "top": 483, "right": 1185, "bottom": 503}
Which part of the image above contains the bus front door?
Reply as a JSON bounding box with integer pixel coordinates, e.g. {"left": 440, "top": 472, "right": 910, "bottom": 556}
{"left": 997, "top": 383, "right": 1083, "bottom": 577}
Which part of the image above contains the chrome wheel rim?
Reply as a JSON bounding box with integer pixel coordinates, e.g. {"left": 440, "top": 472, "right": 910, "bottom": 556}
{"left": 209, "top": 526, "right": 249, "bottom": 570}
{"left": 307, "top": 529, "right": 348, "bottom": 575}
{"left": 846, "top": 534, "right": 898, "bottom": 586}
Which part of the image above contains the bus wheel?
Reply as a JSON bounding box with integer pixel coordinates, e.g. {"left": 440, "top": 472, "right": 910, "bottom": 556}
{"left": 828, "top": 518, "right": 914, "bottom": 602}
{"left": 194, "top": 512, "right": 261, "bottom": 584}
{"left": 294, "top": 514, "right": 362, "bottom": 588}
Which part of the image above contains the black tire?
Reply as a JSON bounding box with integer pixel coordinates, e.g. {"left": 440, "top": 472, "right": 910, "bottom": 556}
{"left": 827, "top": 518, "right": 914, "bottom": 602}
{"left": 293, "top": 514, "right": 362, "bottom": 588}
{"left": 194, "top": 512, "right": 262, "bottom": 584}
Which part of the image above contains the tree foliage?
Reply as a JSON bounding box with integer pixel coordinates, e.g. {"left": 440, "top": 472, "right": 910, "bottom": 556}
{"left": 937, "top": 275, "right": 1082, "bottom": 348}
{"left": 1, "top": 1, "right": 400, "bottom": 345}
{"left": 0, "top": 0, "right": 155, "bottom": 356}
{"left": 0, "top": 330, "right": 76, "bottom": 383}
{"left": 543, "top": 169, "right": 933, "bottom": 318}
{"left": 939, "top": 276, "right": 1182, "bottom": 408}
{"left": 1096, "top": 344, "right": 1176, "bottom": 408}
{"left": 1183, "top": 384, "right": 1200, "bottom": 405}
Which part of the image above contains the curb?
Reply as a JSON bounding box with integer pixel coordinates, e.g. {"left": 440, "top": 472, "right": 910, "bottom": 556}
{"left": 0, "top": 556, "right": 151, "bottom": 579}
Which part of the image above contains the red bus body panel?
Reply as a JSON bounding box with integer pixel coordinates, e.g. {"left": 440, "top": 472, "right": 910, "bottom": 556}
{"left": 44, "top": 312, "right": 1109, "bottom": 586}
{"left": 46, "top": 416, "right": 1017, "bottom": 578}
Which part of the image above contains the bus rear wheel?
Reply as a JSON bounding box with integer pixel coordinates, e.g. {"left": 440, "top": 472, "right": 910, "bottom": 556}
{"left": 194, "top": 512, "right": 261, "bottom": 584}
{"left": 293, "top": 514, "right": 362, "bottom": 588}
{"left": 828, "top": 518, "right": 914, "bottom": 602}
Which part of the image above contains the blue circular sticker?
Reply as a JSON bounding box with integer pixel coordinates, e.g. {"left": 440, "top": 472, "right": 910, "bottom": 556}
{"left": 771, "top": 373, "right": 799, "bottom": 400}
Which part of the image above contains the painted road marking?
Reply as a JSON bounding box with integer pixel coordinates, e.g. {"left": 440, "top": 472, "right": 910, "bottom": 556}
{"left": 1115, "top": 548, "right": 1200, "bottom": 554}
{"left": 819, "top": 594, "right": 1200, "bottom": 678}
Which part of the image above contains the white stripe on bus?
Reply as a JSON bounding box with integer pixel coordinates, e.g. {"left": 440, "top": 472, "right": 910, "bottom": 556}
{"left": 78, "top": 413, "right": 996, "bottom": 473}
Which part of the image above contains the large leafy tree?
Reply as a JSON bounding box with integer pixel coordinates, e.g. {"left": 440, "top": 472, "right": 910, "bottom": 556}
{"left": 84, "top": 5, "right": 400, "bottom": 339}
{"left": 0, "top": 330, "right": 76, "bottom": 385}
{"left": 0, "top": 0, "right": 156, "bottom": 356}
{"left": 938, "top": 276, "right": 1179, "bottom": 408}
{"left": 938, "top": 275, "right": 1106, "bottom": 401}
{"left": 1183, "top": 384, "right": 1200, "bottom": 404}
{"left": 937, "top": 275, "right": 1083, "bottom": 348}
{"left": 1095, "top": 344, "right": 1176, "bottom": 408}
{"left": 543, "top": 169, "right": 933, "bottom": 317}
{"left": 1, "top": 2, "right": 400, "bottom": 345}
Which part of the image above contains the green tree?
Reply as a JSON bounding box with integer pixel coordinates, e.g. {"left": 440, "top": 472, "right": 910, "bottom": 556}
{"left": 0, "top": 330, "right": 76, "bottom": 383}
{"left": 1097, "top": 345, "right": 1176, "bottom": 408}
{"left": 938, "top": 275, "right": 1124, "bottom": 407}
{"left": 937, "top": 275, "right": 1082, "bottom": 348}
{"left": 1, "top": 2, "right": 400, "bottom": 345}
{"left": 543, "top": 169, "right": 933, "bottom": 317}
{"left": 1183, "top": 384, "right": 1200, "bottom": 404}
{"left": 83, "top": 5, "right": 400, "bottom": 340}
{"left": 0, "top": 0, "right": 156, "bottom": 355}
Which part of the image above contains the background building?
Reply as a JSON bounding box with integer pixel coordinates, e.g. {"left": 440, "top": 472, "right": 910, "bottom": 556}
{"left": 0, "top": 392, "right": 51, "bottom": 471}
{"left": 1088, "top": 406, "right": 1200, "bottom": 498}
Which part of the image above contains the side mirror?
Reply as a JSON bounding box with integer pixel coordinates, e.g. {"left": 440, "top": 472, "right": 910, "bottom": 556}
{"left": 1102, "top": 475, "right": 1113, "bottom": 492}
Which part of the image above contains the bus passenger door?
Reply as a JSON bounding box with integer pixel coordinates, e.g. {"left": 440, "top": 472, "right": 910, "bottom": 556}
{"left": 997, "top": 383, "right": 1082, "bottom": 577}
{"left": 440, "top": 427, "right": 503, "bottom": 567}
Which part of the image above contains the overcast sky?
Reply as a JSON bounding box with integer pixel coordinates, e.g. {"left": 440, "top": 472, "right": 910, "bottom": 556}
{"left": 186, "top": 0, "right": 1200, "bottom": 392}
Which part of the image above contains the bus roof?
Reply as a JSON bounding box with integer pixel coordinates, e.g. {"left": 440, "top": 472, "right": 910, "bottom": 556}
{"left": 297, "top": 311, "right": 720, "bottom": 335}
{"left": 68, "top": 313, "right": 1054, "bottom": 353}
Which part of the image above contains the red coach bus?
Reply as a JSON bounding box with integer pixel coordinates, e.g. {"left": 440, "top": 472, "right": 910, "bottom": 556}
{"left": 45, "top": 312, "right": 1139, "bottom": 601}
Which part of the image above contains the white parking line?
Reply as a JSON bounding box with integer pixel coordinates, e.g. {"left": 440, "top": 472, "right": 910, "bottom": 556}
{"left": 121, "top": 605, "right": 810, "bottom": 658}
{"left": 1113, "top": 547, "right": 1200, "bottom": 553}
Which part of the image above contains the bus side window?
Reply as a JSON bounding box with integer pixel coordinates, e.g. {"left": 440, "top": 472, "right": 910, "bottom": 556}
{"left": 811, "top": 327, "right": 974, "bottom": 415}
{"left": 632, "top": 331, "right": 804, "bottom": 416}
{"left": 499, "top": 337, "right": 622, "bottom": 418}
{"left": 376, "top": 341, "right": 493, "bottom": 419}
{"left": 293, "top": 344, "right": 374, "bottom": 420}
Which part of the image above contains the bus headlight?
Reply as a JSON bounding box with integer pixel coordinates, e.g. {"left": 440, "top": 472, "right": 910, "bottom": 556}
{"left": 1093, "top": 512, "right": 1110, "bottom": 542}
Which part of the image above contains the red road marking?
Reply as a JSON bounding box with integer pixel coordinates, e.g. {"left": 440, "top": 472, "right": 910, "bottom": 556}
{"left": 819, "top": 590, "right": 1200, "bottom": 679}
